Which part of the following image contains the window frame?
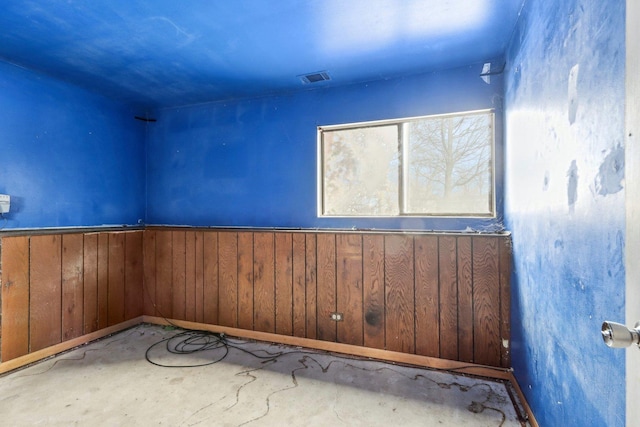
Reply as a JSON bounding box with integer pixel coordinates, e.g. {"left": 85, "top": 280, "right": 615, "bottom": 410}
{"left": 317, "top": 109, "right": 496, "bottom": 218}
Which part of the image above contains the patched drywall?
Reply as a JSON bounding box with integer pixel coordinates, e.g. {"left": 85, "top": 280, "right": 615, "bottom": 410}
{"left": 504, "top": 0, "right": 625, "bottom": 425}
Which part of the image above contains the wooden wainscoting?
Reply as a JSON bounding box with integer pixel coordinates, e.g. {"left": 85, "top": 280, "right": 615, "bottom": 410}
{"left": 143, "top": 229, "right": 511, "bottom": 368}
{"left": 0, "top": 228, "right": 510, "bottom": 368}
{"left": 0, "top": 230, "right": 143, "bottom": 362}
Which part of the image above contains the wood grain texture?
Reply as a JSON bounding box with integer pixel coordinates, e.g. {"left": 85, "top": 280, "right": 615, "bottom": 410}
{"left": 316, "top": 234, "right": 336, "bottom": 342}
{"left": 1, "top": 236, "right": 30, "bottom": 361}
{"left": 292, "top": 234, "right": 307, "bottom": 337}
{"left": 62, "top": 234, "right": 84, "bottom": 340}
{"left": 83, "top": 233, "right": 99, "bottom": 333}
{"left": 237, "top": 232, "right": 254, "bottom": 330}
{"left": 107, "top": 233, "right": 126, "bottom": 326}
{"left": 142, "top": 230, "right": 157, "bottom": 316}
{"left": 414, "top": 235, "right": 439, "bottom": 357}
{"left": 203, "top": 232, "right": 219, "bottom": 325}
{"left": 0, "top": 229, "right": 511, "bottom": 369}
{"left": 275, "top": 233, "right": 293, "bottom": 336}
{"left": 384, "top": 235, "right": 415, "bottom": 353}
{"left": 472, "top": 237, "right": 501, "bottom": 366}
{"left": 438, "top": 236, "right": 458, "bottom": 361}
{"left": 0, "top": 231, "right": 142, "bottom": 360}
{"left": 336, "top": 234, "right": 363, "bottom": 346}
{"left": 305, "top": 234, "right": 317, "bottom": 340}
{"left": 253, "top": 232, "right": 275, "bottom": 333}
{"left": 457, "top": 236, "right": 474, "bottom": 363}
{"left": 29, "top": 235, "right": 62, "bottom": 352}
{"left": 97, "top": 233, "right": 109, "bottom": 329}
{"left": 217, "top": 232, "right": 238, "bottom": 327}
{"left": 155, "top": 231, "right": 173, "bottom": 320}
{"left": 194, "top": 231, "right": 205, "bottom": 323}
{"left": 363, "top": 234, "right": 385, "bottom": 350}
{"left": 171, "top": 231, "right": 186, "bottom": 321}
{"left": 124, "top": 232, "right": 143, "bottom": 320}
{"left": 499, "top": 238, "right": 512, "bottom": 368}
{"left": 184, "top": 231, "right": 197, "bottom": 322}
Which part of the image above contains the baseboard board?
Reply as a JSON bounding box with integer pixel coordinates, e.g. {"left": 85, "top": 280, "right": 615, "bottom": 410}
{"left": 0, "top": 317, "right": 143, "bottom": 375}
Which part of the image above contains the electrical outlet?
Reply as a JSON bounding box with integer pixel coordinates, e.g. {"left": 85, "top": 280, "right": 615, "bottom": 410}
{"left": 330, "top": 312, "right": 343, "bottom": 322}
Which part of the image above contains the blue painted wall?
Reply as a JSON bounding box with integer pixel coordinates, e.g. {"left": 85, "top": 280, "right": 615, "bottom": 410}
{"left": 147, "top": 64, "right": 504, "bottom": 231}
{"left": 0, "top": 61, "right": 146, "bottom": 229}
{"left": 504, "top": 1, "right": 625, "bottom": 425}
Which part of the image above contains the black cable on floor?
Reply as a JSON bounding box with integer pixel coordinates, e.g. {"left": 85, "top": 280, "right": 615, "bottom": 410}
{"left": 145, "top": 328, "right": 286, "bottom": 368}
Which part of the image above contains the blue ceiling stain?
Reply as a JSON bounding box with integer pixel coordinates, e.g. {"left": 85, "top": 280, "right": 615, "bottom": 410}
{"left": 0, "top": 0, "right": 524, "bottom": 108}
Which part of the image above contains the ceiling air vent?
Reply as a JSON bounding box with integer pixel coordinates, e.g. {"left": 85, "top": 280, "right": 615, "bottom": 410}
{"left": 299, "top": 71, "right": 331, "bottom": 84}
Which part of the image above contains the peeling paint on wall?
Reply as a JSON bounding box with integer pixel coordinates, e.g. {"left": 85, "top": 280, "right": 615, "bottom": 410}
{"left": 594, "top": 145, "right": 625, "bottom": 196}
{"left": 543, "top": 170, "right": 550, "bottom": 191}
{"left": 567, "top": 160, "right": 578, "bottom": 211}
{"left": 568, "top": 64, "right": 580, "bottom": 124}
{"left": 504, "top": 0, "right": 625, "bottom": 426}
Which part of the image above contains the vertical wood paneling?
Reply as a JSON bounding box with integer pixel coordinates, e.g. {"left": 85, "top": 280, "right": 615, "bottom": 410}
{"left": 414, "top": 235, "right": 439, "bottom": 357}
{"left": 292, "top": 234, "right": 307, "bottom": 337}
{"left": 363, "top": 234, "right": 385, "bottom": 350}
{"left": 473, "top": 237, "right": 501, "bottom": 366}
{"left": 275, "top": 233, "right": 293, "bottom": 336}
{"left": 316, "top": 234, "right": 337, "bottom": 342}
{"left": 384, "top": 235, "right": 415, "bottom": 353}
{"left": 1, "top": 231, "right": 143, "bottom": 362}
{"left": 107, "top": 233, "right": 125, "bottom": 326}
{"left": 97, "top": 233, "right": 109, "bottom": 329}
{"left": 171, "top": 231, "right": 186, "bottom": 321}
{"left": 305, "top": 233, "right": 317, "bottom": 340}
{"left": 237, "top": 232, "right": 254, "bottom": 330}
{"left": 218, "top": 232, "right": 238, "bottom": 327}
{"left": 155, "top": 231, "right": 173, "bottom": 319}
{"left": 142, "top": 230, "right": 157, "bottom": 316}
{"left": 253, "top": 232, "right": 275, "bottom": 333}
{"left": 457, "top": 236, "right": 474, "bottom": 363}
{"left": 62, "top": 234, "right": 84, "bottom": 340}
{"left": 0, "top": 230, "right": 510, "bottom": 368}
{"left": 194, "top": 231, "right": 205, "bottom": 323}
{"left": 499, "top": 238, "right": 512, "bottom": 368}
{"left": 83, "top": 233, "right": 99, "bottom": 333}
{"left": 184, "top": 231, "right": 197, "bottom": 322}
{"left": 124, "top": 231, "right": 143, "bottom": 320}
{"left": 1, "top": 236, "right": 30, "bottom": 361}
{"left": 439, "top": 236, "right": 458, "bottom": 360}
{"left": 336, "top": 234, "right": 363, "bottom": 346}
{"left": 203, "top": 232, "right": 219, "bottom": 325}
{"left": 30, "top": 235, "right": 62, "bottom": 352}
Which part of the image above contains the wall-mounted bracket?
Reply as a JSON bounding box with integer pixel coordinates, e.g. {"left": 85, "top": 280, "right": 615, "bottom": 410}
{"left": 0, "top": 194, "right": 10, "bottom": 214}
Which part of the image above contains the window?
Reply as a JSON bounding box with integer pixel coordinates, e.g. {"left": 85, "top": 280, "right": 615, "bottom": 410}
{"left": 318, "top": 109, "right": 495, "bottom": 217}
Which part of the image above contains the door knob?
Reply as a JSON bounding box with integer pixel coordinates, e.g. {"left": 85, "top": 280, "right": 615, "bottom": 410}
{"left": 601, "top": 321, "right": 640, "bottom": 348}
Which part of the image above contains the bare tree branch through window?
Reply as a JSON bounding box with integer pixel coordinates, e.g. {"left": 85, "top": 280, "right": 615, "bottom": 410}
{"left": 320, "top": 110, "right": 494, "bottom": 217}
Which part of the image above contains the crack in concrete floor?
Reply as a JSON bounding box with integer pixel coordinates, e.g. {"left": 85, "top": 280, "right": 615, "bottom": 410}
{"left": 0, "top": 324, "right": 531, "bottom": 426}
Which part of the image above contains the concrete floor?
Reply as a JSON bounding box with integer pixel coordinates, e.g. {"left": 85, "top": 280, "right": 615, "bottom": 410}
{"left": 0, "top": 324, "right": 530, "bottom": 426}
